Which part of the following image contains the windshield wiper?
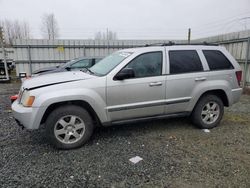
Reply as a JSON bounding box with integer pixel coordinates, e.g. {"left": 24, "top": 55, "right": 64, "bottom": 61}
{"left": 81, "top": 68, "right": 96, "bottom": 75}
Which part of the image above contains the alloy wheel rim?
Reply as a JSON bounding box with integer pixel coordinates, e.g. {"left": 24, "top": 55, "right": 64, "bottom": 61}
{"left": 54, "top": 115, "right": 85, "bottom": 144}
{"left": 201, "top": 101, "right": 220, "bottom": 124}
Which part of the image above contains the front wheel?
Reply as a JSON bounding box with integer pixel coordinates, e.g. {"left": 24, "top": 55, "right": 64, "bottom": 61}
{"left": 191, "top": 95, "right": 224, "bottom": 129}
{"left": 45, "top": 105, "right": 94, "bottom": 149}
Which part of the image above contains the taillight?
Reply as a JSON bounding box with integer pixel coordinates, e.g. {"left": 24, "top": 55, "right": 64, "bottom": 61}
{"left": 235, "top": 71, "right": 242, "bottom": 87}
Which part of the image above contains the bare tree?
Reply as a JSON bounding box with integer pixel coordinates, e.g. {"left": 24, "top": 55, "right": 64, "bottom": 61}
{"left": 22, "top": 22, "right": 31, "bottom": 39}
{"left": 94, "top": 29, "right": 117, "bottom": 40}
{"left": 0, "top": 20, "right": 12, "bottom": 44}
{"left": 94, "top": 31, "right": 102, "bottom": 40}
{"left": 41, "top": 13, "right": 59, "bottom": 39}
{"left": 0, "top": 19, "right": 32, "bottom": 44}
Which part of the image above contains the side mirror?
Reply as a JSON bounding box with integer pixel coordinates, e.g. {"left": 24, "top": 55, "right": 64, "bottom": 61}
{"left": 114, "top": 68, "right": 135, "bottom": 80}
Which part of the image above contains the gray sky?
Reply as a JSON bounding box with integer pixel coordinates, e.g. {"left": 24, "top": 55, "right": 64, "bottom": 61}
{"left": 0, "top": 0, "right": 250, "bottom": 40}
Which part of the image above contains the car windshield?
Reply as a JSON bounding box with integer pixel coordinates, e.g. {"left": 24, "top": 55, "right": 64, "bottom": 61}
{"left": 89, "top": 52, "right": 132, "bottom": 76}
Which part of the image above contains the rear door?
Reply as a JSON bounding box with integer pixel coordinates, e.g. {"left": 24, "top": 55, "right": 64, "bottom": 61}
{"left": 165, "top": 49, "right": 208, "bottom": 114}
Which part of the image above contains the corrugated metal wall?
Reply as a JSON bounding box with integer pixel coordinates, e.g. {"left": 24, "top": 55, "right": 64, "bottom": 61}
{"left": 12, "top": 39, "right": 171, "bottom": 76}
{"left": 6, "top": 30, "right": 250, "bottom": 85}
{"left": 197, "top": 30, "right": 250, "bottom": 62}
{"left": 196, "top": 30, "right": 250, "bottom": 85}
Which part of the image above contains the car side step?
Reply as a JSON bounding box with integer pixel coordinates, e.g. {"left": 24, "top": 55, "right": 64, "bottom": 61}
{"left": 104, "top": 112, "right": 190, "bottom": 126}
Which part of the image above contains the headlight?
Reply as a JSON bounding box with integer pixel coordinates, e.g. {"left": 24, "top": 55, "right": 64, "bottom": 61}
{"left": 20, "top": 90, "right": 35, "bottom": 107}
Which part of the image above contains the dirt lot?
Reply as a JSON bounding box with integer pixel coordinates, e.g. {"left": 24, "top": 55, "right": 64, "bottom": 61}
{"left": 0, "top": 82, "right": 250, "bottom": 188}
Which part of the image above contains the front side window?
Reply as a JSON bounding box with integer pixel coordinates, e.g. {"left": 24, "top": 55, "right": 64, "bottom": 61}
{"left": 124, "top": 52, "right": 162, "bottom": 78}
{"left": 169, "top": 50, "right": 203, "bottom": 74}
{"left": 89, "top": 52, "right": 132, "bottom": 76}
{"left": 203, "top": 50, "right": 234, "bottom": 70}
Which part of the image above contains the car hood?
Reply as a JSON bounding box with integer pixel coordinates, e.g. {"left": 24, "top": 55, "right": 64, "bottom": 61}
{"left": 22, "top": 71, "right": 95, "bottom": 90}
{"left": 32, "top": 66, "right": 59, "bottom": 74}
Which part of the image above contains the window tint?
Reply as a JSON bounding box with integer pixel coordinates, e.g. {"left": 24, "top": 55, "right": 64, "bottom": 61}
{"left": 203, "top": 50, "right": 234, "bottom": 70}
{"left": 169, "top": 50, "right": 203, "bottom": 74}
{"left": 124, "top": 52, "right": 162, "bottom": 78}
{"left": 71, "top": 59, "right": 91, "bottom": 68}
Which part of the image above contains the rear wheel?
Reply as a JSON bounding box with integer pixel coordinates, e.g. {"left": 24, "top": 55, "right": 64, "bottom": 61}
{"left": 45, "top": 105, "right": 94, "bottom": 149}
{"left": 191, "top": 95, "right": 224, "bottom": 129}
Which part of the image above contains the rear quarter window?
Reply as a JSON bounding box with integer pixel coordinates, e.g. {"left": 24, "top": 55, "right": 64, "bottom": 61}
{"left": 203, "top": 50, "right": 234, "bottom": 70}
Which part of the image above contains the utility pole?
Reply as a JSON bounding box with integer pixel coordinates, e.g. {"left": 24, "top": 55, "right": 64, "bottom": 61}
{"left": 0, "top": 26, "right": 9, "bottom": 81}
{"left": 188, "top": 28, "right": 191, "bottom": 44}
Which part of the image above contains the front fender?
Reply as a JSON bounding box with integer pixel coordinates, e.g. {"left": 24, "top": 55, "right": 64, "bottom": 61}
{"left": 32, "top": 88, "right": 109, "bottom": 123}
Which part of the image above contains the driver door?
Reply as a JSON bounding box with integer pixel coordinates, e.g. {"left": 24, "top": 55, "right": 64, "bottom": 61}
{"left": 106, "top": 51, "right": 166, "bottom": 121}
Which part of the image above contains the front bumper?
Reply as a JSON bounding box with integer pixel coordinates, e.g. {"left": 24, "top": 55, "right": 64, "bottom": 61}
{"left": 11, "top": 100, "right": 44, "bottom": 130}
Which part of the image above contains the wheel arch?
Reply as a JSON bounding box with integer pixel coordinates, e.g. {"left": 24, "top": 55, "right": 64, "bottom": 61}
{"left": 196, "top": 89, "right": 229, "bottom": 107}
{"left": 40, "top": 100, "right": 102, "bottom": 127}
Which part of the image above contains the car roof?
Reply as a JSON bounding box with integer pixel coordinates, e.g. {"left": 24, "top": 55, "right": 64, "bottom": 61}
{"left": 118, "top": 45, "right": 225, "bottom": 53}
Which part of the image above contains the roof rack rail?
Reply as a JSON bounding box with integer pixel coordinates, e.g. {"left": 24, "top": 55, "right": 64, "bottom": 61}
{"left": 144, "top": 41, "right": 174, "bottom": 47}
{"left": 144, "top": 41, "right": 218, "bottom": 47}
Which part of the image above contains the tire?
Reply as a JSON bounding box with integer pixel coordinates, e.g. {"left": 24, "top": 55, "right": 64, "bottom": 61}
{"left": 191, "top": 94, "right": 224, "bottom": 129}
{"left": 45, "top": 105, "right": 94, "bottom": 149}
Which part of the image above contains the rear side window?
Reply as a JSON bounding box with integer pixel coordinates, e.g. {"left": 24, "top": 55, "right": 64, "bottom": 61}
{"left": 203, "top": 50, "right": 234, "bottom": 70}
{"left": 169, "top": 50, "right": 203, "bottom": 74}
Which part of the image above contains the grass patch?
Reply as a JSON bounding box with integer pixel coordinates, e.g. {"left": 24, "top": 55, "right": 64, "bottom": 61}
{"left": 224, "top": 113, "right": 249, "bottom": 124}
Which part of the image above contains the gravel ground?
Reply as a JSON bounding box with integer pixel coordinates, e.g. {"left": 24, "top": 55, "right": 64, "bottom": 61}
{"left": 0, "top": 82, "right": 250, "bottom": 188}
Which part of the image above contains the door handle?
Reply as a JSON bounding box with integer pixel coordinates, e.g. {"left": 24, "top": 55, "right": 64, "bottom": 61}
{"left": 149, "top": 82, "right": 162, "bottom": 87}
{"left": 195, "top": 77, "right": 207, "bottom": 81}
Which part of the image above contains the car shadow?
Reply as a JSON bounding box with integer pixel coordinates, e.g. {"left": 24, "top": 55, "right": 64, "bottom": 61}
{"left": 25, "top": 116, "right": 194, "bottom": 150}
{"left": 92, "top": 117, "right": 194, "bottom": 140}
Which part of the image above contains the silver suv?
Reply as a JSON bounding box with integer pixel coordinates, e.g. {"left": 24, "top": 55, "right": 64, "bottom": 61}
{"left": 12, "top": 44, "right": 243, "bottom": 149}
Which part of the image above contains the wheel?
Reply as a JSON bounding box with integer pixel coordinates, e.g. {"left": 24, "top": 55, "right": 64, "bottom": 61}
{"left": 191, "top": 94, "right": 224, "bottom": 129}
{"left": 45, "top": 105, "right": 94, "bottom": 149}
{"left": 0, "top": 68, "right": 5, "bottom": 75}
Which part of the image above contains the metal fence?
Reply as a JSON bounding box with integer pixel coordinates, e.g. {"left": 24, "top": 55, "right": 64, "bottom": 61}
{"left": 197, "top": 30, "right": 250, "bottom": 86}
{"left": 217, "top": 38, "right": 250, "bottom": 87}
{"left": 11, "top": 39, "right": 170, "bottom": 76}
{"left": 1, "top": 30, "right": 250, "bottom": 85}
